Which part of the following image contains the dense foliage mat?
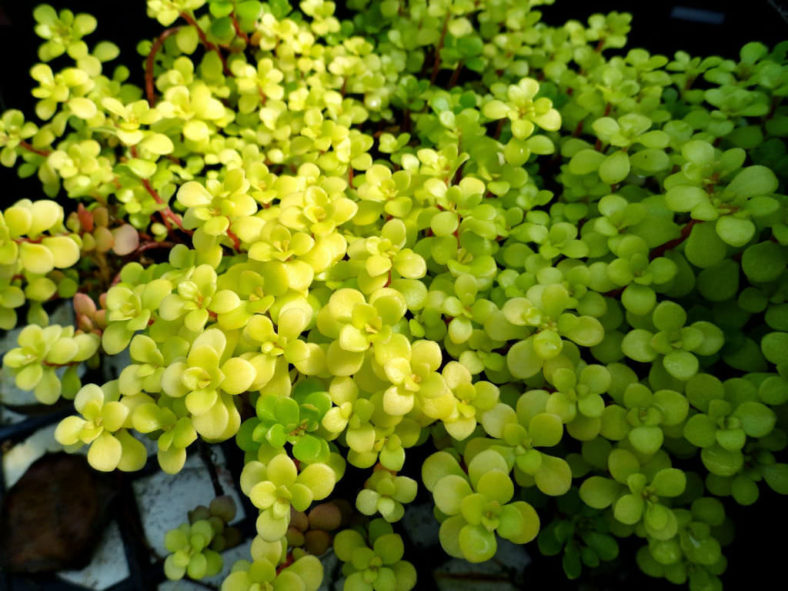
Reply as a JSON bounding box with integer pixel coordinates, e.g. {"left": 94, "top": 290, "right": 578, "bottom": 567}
{"left": 1, "top": 1, "right": 787, "bottom": 590}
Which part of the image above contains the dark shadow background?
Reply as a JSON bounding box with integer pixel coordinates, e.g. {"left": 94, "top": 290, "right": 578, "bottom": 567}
{"left": 0, "top": 1, "right": 786, "bottom": 590}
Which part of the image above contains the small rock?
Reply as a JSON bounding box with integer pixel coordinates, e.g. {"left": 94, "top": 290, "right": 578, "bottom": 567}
{"left": 0, "top": 452, "right": 115, "bottom": 573}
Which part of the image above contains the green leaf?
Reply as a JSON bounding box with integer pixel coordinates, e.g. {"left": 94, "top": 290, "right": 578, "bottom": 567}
{"left": 762, "top": 332, "right": 788, "bottom": 365}
{"left": 87, "top": 432, "right": 122, "bottom": 472}
{"left": 685, "top": 222, "right": 727, "bottom": 268}
{"left": 742, "top": 242, "right": 786, "bottom": 283}
{"left": 651, "top": 468, "right": 686, "bottom": 497}
{"left": 628, "top": 425, "right": 664, "bottom": 455}
{"left": 568, "top": 149, "right": 605, "bottom": 175}
{"left": 763, "top": 464, "right": 788, "bottom": 494}
{"left": 482, "top": 100, "right": 509, "bottom": 120}
{"left": 433, "top": 474, "right": 472, "bottom": 515}
{"left": 579, "top": 476, "right": 620, "bottom": 509}
{"left": 458, "top": 524, "right": 497, "bottom": 563}
{"left": 477, "top": 470, "right": 514, "bottom": 504}
{"left": 725, "top": 165, "right": 778, "bottom": 198}
{"left": 209, "top": 16, "right": 235, "bottom": 43}
{"left": 497, "top": 501, "right": 540, "bottom": 544}
{"left": 126, "top": 158, "right": 157, "bottom": 178}
{"left": 621, "top": 329, "right": 657, "bottom": 363}
{"left": 529, "top": 413, "right": 563, "bottom": 447}
{"left": 292, "top": 434, "right": 323, "bottom": 464}
{"left": 653, "top": 301, "right": 686, "bottom": 332}
{"left": 507, "top": 337, "right": 543, "bottom": 379}
{"left": 665, "top": 186, "right": 707, "bottom": 212}
{"left": 662, "top": 350, "right": 698, "bottom": 381}
{"left": 599, "top": 151, "right": 630, "bottom": 185}
{"left": 733, "top": 401, "right": 776, "bottom": 437}
{"left": 534, "top": 455, "right": 572, "bottom": 496}
{"left": 701, "top": 445, "right": 744, "bottom": 477}
{"left": 715, "top": 216, "right": 755, "bottom": 247}
{"left": 613, "top": 493, "right": 644, "bottom": 525}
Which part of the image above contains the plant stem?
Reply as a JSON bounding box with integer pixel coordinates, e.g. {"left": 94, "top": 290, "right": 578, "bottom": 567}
{"left": 231, "top": 11, "right": 250, "bottom": 44}
{"left": 146, "top": 26, "right": 182, "bottom": 106}
{"left": 199, "top": 441, "right": 225, "bottom": 497}
{"left": 132, "top": 240, "right": 175, "bottom": 256}
{"left": 226, "top": 228, "right": 241, "bottom": 252}
{"left": 649, "top": 218, "right": 699, "bottom": 260}
{"left": 129, "top": 145, "right": 189, "bottom": 233}
{"left": 493, "top": 118, "right": 505, "bottom": 140}
{"left": 180, "top": 11, "right": 231, "bottom": 76}
{"left": 430, "top": 12, "right": 450, "bottom": 84}
{"left": 448, "top": 62, "right": 463, "bottom": 88}
{"left": 18, "top": 141, "right": 51, "bottom": 157}
{"left": 452, "top": 161, "right": 465, "bottom": 185}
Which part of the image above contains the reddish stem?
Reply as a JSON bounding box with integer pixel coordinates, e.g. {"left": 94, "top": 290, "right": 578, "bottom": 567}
{"left": 430, "top": 13, "right": 450, "bottom": 84}
{"left": 493, "top": 118, "right": 505, "bottom": 141}
{"left": 226, "top": 228, "right": 241, "bottom": 252}
{"left": 452, "top": 161, "right": 465, "bottom": 185}
{"left": 129, "top": 145, "right": 189, "bottom": 233}
{"left": 43, "top": 361, "right": 79, "bottom": 368}
{"left": 179, "top": 11, "right": 231, "bottom": 76}
{"left": 180, "top": 11, "right": 219, "bottom": 53}
{"left": 146, "top": 26, "right": 182, "bottom": 106}
{"left": 133, "top": 241, "right": 175, "bottom": 256}
{"left": 19, "top": 141, "right": 51, "bottom": 157}
{"left": 649, "top": 219, "right": 700, "bottom": 260}
{"left": 448, "top": 62, "right": 463, "bottom": 88}
{"left": 231, "top": 12, "right": 250, "bottom": 44}
{"left": 276, "top": 553, "right": 295, "bottom": 574}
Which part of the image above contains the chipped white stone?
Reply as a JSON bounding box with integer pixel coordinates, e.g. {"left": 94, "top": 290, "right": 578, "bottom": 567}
{"left": 158, "top": 580, "right": 206, "bottom": 591}
{"left": 401, "top": 502, "right": 440, "bottom": 549}
{"left": 58, "top": 520, "right": 130, "bottom": 590}
{"left": 133, "top": 448, "right": 246, "bottom": 557}
{"left": 0, "top": 406, "right": 28, "bottom": 425}
{"left": 2, "top": 424, "right": 63, "bottom": 488}
{"left": 434, "top": 539, "right": 530, "bottom": 591}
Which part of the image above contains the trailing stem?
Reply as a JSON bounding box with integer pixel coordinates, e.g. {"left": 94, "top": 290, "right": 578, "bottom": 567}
{"left": 146, "top": 26, "right": 182, "bottom": 106}
{"left": 179, "top": 11, "right": 231, "bottom": 76}
{"left": 430, "top": 13, "right": 450, "bottom": 84}
{"left": 19, "top": 141, "right": 51, "bottom": 158}
{"left": 649, "top": 219, "right": 700, "bottom": 260}
{"left": 129, "top": 146, "right": 189, "bottom": 233}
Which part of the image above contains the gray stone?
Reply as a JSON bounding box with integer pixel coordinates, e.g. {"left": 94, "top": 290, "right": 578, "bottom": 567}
{"left": 133, "top": 448, "right": 246, "bottom": 557}
{"left": 2, "top": 424, "right": 63, "bottom": 488}
{"left": 58, "top": 520, "right": 130, "bottom": 590}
